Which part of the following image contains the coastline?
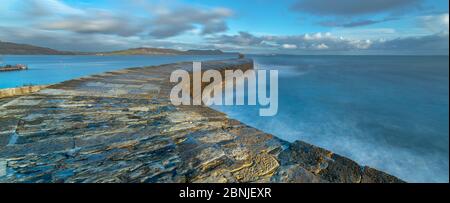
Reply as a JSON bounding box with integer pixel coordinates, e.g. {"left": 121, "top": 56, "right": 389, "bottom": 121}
{"left": 0, "top": 58, "right": 404, "bottom": 183}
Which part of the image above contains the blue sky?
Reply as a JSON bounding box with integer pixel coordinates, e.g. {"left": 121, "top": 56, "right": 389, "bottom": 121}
{"left": 0, "top": 0, "right": 448, "bottom": 54}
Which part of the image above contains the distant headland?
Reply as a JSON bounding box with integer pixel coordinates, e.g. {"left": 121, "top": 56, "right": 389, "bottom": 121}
{"left": 0, "top": 41, "right": 236, "bottom": 56}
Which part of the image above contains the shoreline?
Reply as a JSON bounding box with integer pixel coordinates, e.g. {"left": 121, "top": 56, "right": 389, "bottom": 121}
{"left": 0, "top": 59, "right": 404, "bottom": 183}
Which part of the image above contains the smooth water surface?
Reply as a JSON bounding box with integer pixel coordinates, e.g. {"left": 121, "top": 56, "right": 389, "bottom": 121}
{"left": 213, "top": 55, "right": 449, "bottom": 183}
{"left": 0, "top": 54, "right": 236, "bottom": 88}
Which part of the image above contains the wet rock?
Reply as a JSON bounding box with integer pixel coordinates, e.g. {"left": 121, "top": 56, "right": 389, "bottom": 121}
{"left": 278, "top": 140, "right": 333, "bottom": 174}
{"left": 317, "top": 154, "right": 362, "bottom": 183}
{"left": 277, "top": 140, "right": 403, "bottom": 183}
{"left": 230, "top": 153, "right": 279, "bottom": 182}
{"left": 195, "top": 147, "right": 228, "bottom": 172}
{"left": 361, "top": 166, "right": 405, "bottom": 183}
{"left": 191, "top": 168, "right": 237, "bottom": 183}
{"left": 271, "top": 164, "right": 328, "bottom": 183}
{"left": 229, "top": 147, "right": 251, "bottom": 161}
{"left": 197, "top": 131, "right": 235, "bottom": 144}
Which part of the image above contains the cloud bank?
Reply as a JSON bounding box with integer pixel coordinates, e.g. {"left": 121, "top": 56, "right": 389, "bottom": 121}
{"left": 0, "top": 0, "right": 447, "bottom": 54}
{"left": 292, "top": 0, "right": 422, "bottom": 16}
{"left": 23, "top": 0, "right": 232, "bottom": 39}
{"left": 149, "top": 7, "right": 232, "bottom": 38}
{"left": 208, "top": 30, "right": 449, "bottom": 55}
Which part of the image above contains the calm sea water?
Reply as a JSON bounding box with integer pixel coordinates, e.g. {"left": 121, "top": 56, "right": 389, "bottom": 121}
{"left": 0, "top": 55, "right": 237, "bottom": 88}
{"left": 213, "top": 55, "right": 449, "bottom": 183}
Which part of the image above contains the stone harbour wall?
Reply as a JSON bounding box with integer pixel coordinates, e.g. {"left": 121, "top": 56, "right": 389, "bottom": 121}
{"left": 0, "top": 59, "right": 404, "bottom": 183}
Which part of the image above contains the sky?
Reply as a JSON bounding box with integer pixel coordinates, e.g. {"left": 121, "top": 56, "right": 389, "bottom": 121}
{"left": 0, "top": 0, "right": 448, "bottom": 54}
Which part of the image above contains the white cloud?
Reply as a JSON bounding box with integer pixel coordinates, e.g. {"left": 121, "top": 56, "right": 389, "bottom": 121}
{"left": 209, "top": 31, "right": 448, "bottom": 54}
{"left": 149, "top": 6, "right": 232, "bottom": 38}
{"left": 210, "top": 31, "right": 375, "bottom": 51}
{"left": 24, "top": 0, "right": 85, "bottom": 16}
{"left": 282, "top": 44, "right": 298, "bottom": 49}
{"left": 332, "top": 28, "right": 397, "bottom": 40}
{"left": 349, "top": 39, "right": 372, "bottom": 49}
{"left": 304, "top": 32, "right": 332, "bottom": 40}
{"left": 314, "top": 43, "right": 329, "bottom": 49}
{"left": 419, "top": 13, "right": 449, "bottom": 33}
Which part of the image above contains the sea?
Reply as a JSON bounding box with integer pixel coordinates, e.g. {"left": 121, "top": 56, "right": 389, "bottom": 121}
{"left": 1, "top": 54, "right": 448, "bottom": 183}
{"left": 0, "top": 54, "right": 237, "bottom": 88}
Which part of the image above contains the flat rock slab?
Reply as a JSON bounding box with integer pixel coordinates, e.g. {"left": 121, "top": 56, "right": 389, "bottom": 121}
{"left": 0, "top": 59, "right": 404, "bottom": 183}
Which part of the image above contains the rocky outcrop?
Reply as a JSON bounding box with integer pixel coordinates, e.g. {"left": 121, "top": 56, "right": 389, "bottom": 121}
{"left": 273, "top": 141, "right": 404, "bottom": 183}
{"left": 0, "top": 59, "right": 404, "bottom": 183}
{"left": 0, "top": 85, "right": 48, "bottom": 99}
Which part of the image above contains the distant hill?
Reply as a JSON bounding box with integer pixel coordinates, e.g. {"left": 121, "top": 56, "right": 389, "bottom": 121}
{"left": 99, "top": 47, "right": 184, "bottom": 55}
{"left": 99, "top": 47, "right": 227, "bottom": 56}
{"left": 0, "top": 41, "right": 234, "bottom": 56}
{"left": 184, "top": 49, "right": 224, "bottom": 55}
{"left": 0, "top": 41, "right": 77, "bottom": 55}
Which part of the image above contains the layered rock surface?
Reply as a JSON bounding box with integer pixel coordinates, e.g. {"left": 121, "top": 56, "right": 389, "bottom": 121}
{"left": 0, "top": 85, "right": 48, "bottom": 98}
{"left": 0, "top": 59, "right": 404, "bottom": 183}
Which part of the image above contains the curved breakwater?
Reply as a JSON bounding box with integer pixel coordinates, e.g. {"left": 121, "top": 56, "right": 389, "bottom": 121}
{"left": 0, "top": 59, "right": 403, "bottom": 183}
